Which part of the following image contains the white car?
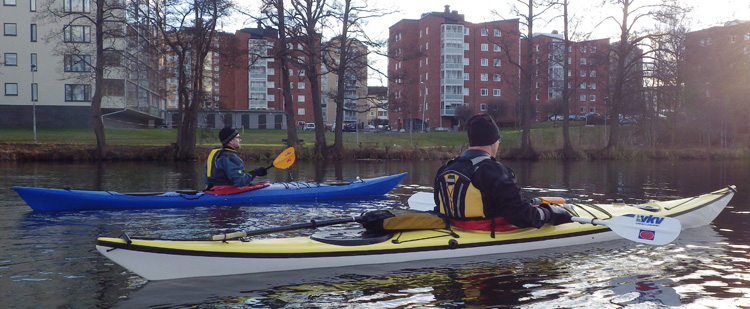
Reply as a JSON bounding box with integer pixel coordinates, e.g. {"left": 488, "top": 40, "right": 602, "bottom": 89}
{"left": 303, "top": 123, "right": 315, "bottom": 131}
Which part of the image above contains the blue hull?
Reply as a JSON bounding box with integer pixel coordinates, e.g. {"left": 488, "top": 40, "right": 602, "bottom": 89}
{"left": 14, "top": 173, "right": 407, "bottom": 211}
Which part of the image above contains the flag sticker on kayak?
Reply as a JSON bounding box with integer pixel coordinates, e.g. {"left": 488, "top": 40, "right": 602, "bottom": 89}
{"left": 639, "top": 229, "right": 656, "bottom": 241}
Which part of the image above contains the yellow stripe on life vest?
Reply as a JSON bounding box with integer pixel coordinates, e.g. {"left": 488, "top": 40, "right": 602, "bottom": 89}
{"left": 206, "top": 149, "right": 221, "bottom": 178}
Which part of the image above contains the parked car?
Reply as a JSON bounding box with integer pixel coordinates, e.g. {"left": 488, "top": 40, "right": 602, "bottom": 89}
{"left": 569, "top": 115, "right": 583, "bottom": 121}
{"left": 303, "top": 123, "right": 315, "bottom": 131}
{"left": 549, "top": 115, "right": 565, "bottom": 121}
{"left": 584, "top": 113, "right": 604, "bottom": 125}
{"left": 343, "top": 123, "right": 357, "bottom": 132}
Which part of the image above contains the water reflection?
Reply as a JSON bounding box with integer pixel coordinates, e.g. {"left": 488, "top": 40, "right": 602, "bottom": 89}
{"left": 0, "top": 160, "right": 748, "bottom": 308}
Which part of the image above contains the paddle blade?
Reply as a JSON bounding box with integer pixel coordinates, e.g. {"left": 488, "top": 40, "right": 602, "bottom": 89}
{"left": 577, "top": 214, "right": 682, "bottom": 246}
{"left": 408, "top": 192, "right": 436, "bottom": 211}
{"left": 273, "top": 147, "right": 296, "bottom": 169}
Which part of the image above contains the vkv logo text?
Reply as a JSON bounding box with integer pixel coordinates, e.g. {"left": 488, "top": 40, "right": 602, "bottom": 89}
{"left": 636, "top": 215, "right": 665, "bottom": 225}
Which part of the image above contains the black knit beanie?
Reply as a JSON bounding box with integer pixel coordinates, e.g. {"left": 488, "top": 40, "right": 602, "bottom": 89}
{"left": 467, "top": 114, "right": 500, "bottom": 146}
{"left": 219, "top": 128, "right": 239, "bottom": 145}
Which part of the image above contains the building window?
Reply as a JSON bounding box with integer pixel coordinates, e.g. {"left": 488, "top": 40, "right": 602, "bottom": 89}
{"left": 4, "top": 53, "right": 17, "bottom": 66}
{"left": 580, "top": 70, "right": 586, "bottom": 77}
{"left": 535, "top": 81, "right": 540, "bottom": 89}
{"left": 64, "top": 54, "right": 91, "bottom": 72}
{"left": 480, "top": 58, "right": 488, "bottom": 66}
{"left": 5, "top": 83, "right": 18, "bottom": 96}
{"left": 63, "top": 0, "right": 90, "bottom": 12}
{"left": 493, "top": 29, "right": 501, "bottom": 37}
{"left": 480, "top": 73, "right": 488, "bottom": 81}
{"left": 30, "top": 53, "right": 37, "bottom": 70}
{"left": 589, "top": 95, "right": 596, "bottom": 101}
{"left": 4, "top": 0, "right": 16, "bottom": 5}
{"left": 464, "top": 28, "right": 470, "bottom": 36}
{"left": 590, "top": 70, "right": 597, "bottom": 77}
{"left": 481, "top": 28, "right": 488, "bottom": 36}
{"left": 297, "top": 82, "right": 305, "bottom": 89}
{"left": 480, "top": 88, "right": 488, "bottom": 96}
{"left": 30, "top": 0, "right": 35, "bottom": 11}
{"left": 4, "top": 23, "right": 17, "bottom": 36}
{"left": 493, "top": 59, "right": 501, "bottom": 67}
{"left": 481, "top": 44, "right": 488, "bottom": 51}
{"left": 591, "top": 46, "right": 596, "bottom": 53}
{"left": 65, "top": 84, "right": 91, "bottom": 101}
{"left": 63, "top": 25, "right": 91, "bottom": 43}
{"left": 493, "top": 89, "right": 501, "bottom": 96}
{"left": 297, "top": 108, "right": 305, "bottom": 115}
{"left": 297, "top": 95, "right": 305, "bottom": 103}
{"left": 580, "top": 95, "right": 586, "bottom": 102}
{"left": 30, "top": 24, "right": 37, "bottom": 41}
{"left": 580, "top": 83, "right": 586, "bottom": 89}
{"left": 480, "top": 103, "right": 487, "bottom": 111}
{"left": 493, "top": 44, "right": 501, "bottom": 52}
{"left": 493, "top": 74, "right": 501, "bottom": 81}
{"left": 580, "top": 46, "right": 587, "bottom": 53}
{"left": 463, "top": 73, "right": 469, "bottom": 80}
{"left": 589, "top": 82, "right": 596, "bottom": 89}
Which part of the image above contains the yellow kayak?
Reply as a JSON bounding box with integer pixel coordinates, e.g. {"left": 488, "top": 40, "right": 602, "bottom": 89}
{"left": 96, "top": 186, "right": 735, "bottom": 280}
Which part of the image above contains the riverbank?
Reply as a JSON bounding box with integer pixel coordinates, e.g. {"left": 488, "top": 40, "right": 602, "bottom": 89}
{"left": 2, "top": 142, "right": 747, "bottom": 162}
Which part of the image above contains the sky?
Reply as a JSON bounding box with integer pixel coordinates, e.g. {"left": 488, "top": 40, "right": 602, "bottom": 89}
{"left": 225, "top": 0, "right": 750, "bottom": 86}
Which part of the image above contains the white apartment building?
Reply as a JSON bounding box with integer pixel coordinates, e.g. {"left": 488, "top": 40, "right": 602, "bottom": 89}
{"left": 0, "top": 0, "right": 165, "bottom": 128}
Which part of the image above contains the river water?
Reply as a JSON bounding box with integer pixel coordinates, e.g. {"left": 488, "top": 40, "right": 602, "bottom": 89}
{"left": 0, "top": 159, "right": 748, "bottom": 308}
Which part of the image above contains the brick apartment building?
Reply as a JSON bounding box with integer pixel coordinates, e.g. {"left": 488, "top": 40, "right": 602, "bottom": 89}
{"left": 388, "top": 5, "right": 610, "bottom": 130}
{"left": 683, "top": 20, "right": 750, "bottom": 132}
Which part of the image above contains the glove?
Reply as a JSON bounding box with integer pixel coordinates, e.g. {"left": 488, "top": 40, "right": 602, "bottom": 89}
{"left": 539, "top": 204, "right": 573, "bottom": 225}
{"left": 250, "top": 167, "right": 268, "bottom": 177}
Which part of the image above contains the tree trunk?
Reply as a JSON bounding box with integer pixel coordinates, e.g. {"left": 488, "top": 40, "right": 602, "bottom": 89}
{"left": 91, "top": 0, "right": 106, "bottom": 160}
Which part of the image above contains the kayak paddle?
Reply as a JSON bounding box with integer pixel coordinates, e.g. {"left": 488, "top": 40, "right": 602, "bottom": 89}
{"left": 407, "top": 192, "right": 682, "bottom": 246}
{"left": 267, "top": 146, "right": 295, "bottom": 170}
{"left": 210, "top": 216, "right": 361, "bottom": 241}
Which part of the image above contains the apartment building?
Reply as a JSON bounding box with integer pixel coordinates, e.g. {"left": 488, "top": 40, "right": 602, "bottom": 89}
{"left": 683, "top": 20, "right": 750, "bottom": 124}
{"left": 0, "top": 0, "right": 165, "bottom": 128}
{"left": 322, "top": 39, "right": 368, "bottom": 129}
{"left": 529, "top": 32, "right": 610, "bottom": 120}
{"left": 388, "top": 6, "right": 521, "bottom": 130}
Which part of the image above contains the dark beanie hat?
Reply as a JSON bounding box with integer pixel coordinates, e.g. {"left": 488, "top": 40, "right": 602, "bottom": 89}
{"left": 219, "top": 128, "right": 239, "bottom": 145}
{"left": 467, "top": 114, "right": 500, "bottom": 146}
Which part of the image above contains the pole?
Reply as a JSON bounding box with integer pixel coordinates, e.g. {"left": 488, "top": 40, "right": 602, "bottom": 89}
{"left": 422, "top": 84, "right": 426, "bottom": 132}
{"left": 31, "top": 64, "right": 37, "bottom": 143}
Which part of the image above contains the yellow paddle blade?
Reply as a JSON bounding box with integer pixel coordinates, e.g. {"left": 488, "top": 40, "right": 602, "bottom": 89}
{"left": 273, "top": 147, "right": 296, "bottom": 169}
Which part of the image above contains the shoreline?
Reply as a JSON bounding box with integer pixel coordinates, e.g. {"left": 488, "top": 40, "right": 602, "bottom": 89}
{"left": 1, "top": 142, "right": 748, "bottom": 162}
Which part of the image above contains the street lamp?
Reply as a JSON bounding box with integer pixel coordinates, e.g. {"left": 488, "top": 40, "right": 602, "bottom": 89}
{"left": 31, "top": 64, "right": 37, "bottom": 143}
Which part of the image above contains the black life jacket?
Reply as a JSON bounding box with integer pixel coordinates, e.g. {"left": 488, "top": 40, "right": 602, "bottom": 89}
{"left": 435, "top": 154, "right": 492, "bottom": 219}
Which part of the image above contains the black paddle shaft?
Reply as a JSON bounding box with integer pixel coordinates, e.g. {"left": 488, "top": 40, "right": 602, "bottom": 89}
{"left": 245, "top": 217, "right": 362, "bottom": 237}
{"left": 211, "top": 216, "right": 362, "bottom": 240}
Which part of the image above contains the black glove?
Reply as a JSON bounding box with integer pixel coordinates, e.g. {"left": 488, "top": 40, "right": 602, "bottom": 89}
{"left": 539, "top": 204, "right": 572, "bottom": 225}
{"left": 250, "top": 167, "right": 268, "bottom": 177}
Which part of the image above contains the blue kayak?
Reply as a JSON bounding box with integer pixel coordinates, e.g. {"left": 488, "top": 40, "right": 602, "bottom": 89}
{"left": 13, "top": 173, "right": 407, "bottom": 211}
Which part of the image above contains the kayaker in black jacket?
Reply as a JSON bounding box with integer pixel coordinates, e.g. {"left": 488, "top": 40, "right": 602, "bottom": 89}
{"left": 433, "top": 113, "right": 572, "bottom": 234}
{"left": 204, "top": 128, "right": 268, "bottom": 194}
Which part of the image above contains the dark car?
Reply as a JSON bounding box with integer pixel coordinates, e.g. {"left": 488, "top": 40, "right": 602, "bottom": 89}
{"left": 343, "top": 123, "right": 357, "bottom": 132}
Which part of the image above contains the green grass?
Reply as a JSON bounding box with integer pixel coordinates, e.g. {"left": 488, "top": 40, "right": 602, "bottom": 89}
{"left": 0, "top": 124, "right": 611, "bottom": 150}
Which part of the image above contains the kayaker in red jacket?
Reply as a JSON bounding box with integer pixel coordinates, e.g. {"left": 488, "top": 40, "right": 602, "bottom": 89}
{"left": 204, "top": 128, "right": 268, "bottom": 194}
{"left": 433, "top": 113, "right": 572, "bottom": 234}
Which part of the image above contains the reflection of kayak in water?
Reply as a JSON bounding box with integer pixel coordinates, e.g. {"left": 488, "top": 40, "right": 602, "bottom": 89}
{"left": 96, "top": 186, "right": 735, "bottom": 281}
{"left": 609, "top": 275, "right": 681, "bottom": 306}
{"left": 14, "top": 173, "right": 407, "bottom": 211}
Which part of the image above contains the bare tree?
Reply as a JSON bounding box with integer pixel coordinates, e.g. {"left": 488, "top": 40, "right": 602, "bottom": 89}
{"left": 258, "top": 0, "right": 302, "bottom": 148}
{"left": 37, "top": 0, "right": 127, "bottom": 159}
{"left": 287, "top": 0, "right": 333, "bottom": 152}
{"left": 599, "top": 0, "right": 676, "bottom": 151}
{"left": 152, "top": 0, "right": 233, "bottom": 160}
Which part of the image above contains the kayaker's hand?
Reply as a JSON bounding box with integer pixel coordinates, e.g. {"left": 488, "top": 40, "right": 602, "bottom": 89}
{"left": 250, "top": 167, "right": 268, "bottom": 177}
{"left": 540, "top": 204, "right": 572, "bottom": 225}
